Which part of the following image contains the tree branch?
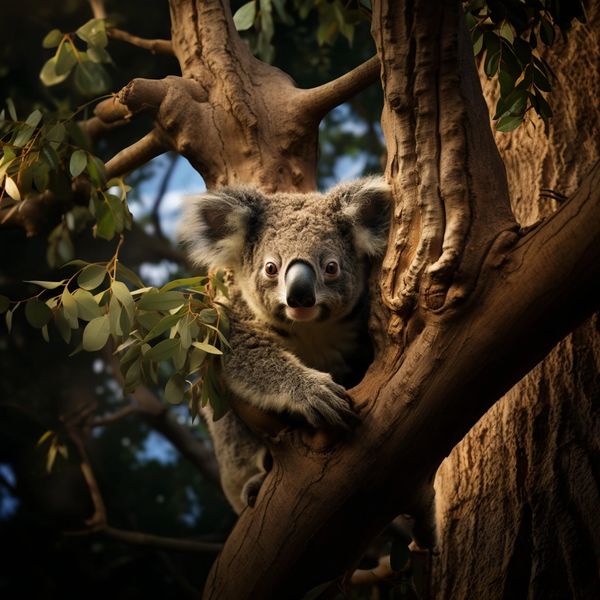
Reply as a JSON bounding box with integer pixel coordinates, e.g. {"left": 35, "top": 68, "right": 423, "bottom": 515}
{"left": 88, "top": 0, "right": 106, "bottom": 19}
{"left": 103, "top": 526, "right": 222, "bottom": 553}
{"left": 88, "top": 403, "right": 138, "bottom": 427}
{"left": 299, "top": 56, "right": 381, "bottom": 119}
{"left": 105, "top": 129, "right": 166, "bottom": 179}
{"left": 108, "top": 28, "right": 174, "bottom": 55}
{"left": 131, "top": 384, "right": 221, "bottom": 486}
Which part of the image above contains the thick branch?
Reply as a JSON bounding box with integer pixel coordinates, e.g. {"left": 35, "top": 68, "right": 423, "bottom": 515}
{"left": 108, "top": 28, "right": 174, "bottom": 55}
{"left": 105, "top": 129, "right": 166, "bottom": 179}
{"left": 299, "top": 56, "right": 381, "bottom": 119}
{"left": 203, "top": 156, "right": 600, "bottom": 597}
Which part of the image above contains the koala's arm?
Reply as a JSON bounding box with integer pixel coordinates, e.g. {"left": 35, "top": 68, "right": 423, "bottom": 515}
{"left": 221, "top": 319, "right": 358, "bottom": 430}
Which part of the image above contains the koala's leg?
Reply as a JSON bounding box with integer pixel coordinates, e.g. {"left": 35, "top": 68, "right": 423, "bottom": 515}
{"left": 201, "top": 403, "right": 268, "bottom": 515}
{"left": 222, "top": 320, "right": 359, "bottom": 430}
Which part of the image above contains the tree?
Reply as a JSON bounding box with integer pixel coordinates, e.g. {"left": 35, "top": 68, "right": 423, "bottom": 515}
{"left": 0, "top": 1, "right": 598, "bottom": 599}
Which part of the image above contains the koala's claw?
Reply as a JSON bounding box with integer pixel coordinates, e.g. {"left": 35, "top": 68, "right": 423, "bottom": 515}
{"left": 294, "top": 372, "right": 360, "bottom": 430}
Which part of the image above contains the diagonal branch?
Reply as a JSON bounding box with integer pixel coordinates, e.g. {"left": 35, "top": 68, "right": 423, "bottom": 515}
{"left": 299, "top": 56, "right": 381, "bottom": 119}
{"left": 108, "top": 28, "right": 174, "bottom": 55}
{"left": 106, "top": 129, "right": 166, "bottom": 179}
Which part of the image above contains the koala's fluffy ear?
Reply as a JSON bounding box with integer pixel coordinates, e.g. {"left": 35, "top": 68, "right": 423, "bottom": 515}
{"left": 334, "top": 177, "right": 392, "bottom": 257}
{"left": 178, "top": 187, "right": 262, "bottom": 268}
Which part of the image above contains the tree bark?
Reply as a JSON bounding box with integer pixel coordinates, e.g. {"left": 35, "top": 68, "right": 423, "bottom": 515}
{"left": 202, "top": 1, "right": 600, "bottom": 597}
{"left": 432, "top": 4, "right": 600, "bottom": 599}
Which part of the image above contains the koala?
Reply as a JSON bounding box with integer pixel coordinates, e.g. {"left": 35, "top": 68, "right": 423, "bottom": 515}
{"left": 179, "top": 177, "right": 391, "bottom": 513}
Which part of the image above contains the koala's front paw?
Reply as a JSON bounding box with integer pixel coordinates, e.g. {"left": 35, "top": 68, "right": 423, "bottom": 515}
{"left": 291, "top": 371, "right": 360, "bottom": 430}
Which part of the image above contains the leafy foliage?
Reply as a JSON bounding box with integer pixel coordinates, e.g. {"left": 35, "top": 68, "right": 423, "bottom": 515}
{"left": 1, "top": 252, "right": 231, "bottom": 422}
{"left": 232, "top": 0, "right": 371, "bottom": 62}
{"left": 40, "top": 19, "right": 112, "bottom": 97}
{"left": 464, "top": 0, "right": 586, "bottom": 132}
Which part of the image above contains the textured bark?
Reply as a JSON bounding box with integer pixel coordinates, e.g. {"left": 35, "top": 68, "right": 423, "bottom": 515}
{"left": 203, "top": 1, "right": 600, "bottom": 598}
{"left": 432, "top": 5, "right": 600, "bottom": 599}
{"left": 52, "top": 0, "right": 599, "bottom": 597}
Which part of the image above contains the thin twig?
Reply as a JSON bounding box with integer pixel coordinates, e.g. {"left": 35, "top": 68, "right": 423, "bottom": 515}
{"left": 88, "top": 0, "right": 107, "bottom": 19}
{"left": 68, "top": 427, "right": 108, "bottom": 530}
{"left": 109, "top": 28, "right": 174, "bottom": 55}
{"left": 89, "top": 403, "right": 138, "bottom": 427}
{"left": 103, "top": 526, "right": 223, "bottom": 553}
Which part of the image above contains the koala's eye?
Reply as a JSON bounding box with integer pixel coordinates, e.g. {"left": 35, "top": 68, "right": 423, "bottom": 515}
{"left": 324, "top": 261, "right": 339, "bottom": 277}
{"left": 264, "top": 262, "right": 279, "bottom": 277}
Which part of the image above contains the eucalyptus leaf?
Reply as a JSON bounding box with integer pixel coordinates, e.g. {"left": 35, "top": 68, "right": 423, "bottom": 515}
{"left": 137, "top": 290, "right": 186, "bottom": 311}
{"left": 42, "top": 29, "right": 63, "bottom": 49}
{"left": 82, "top": 315, "right": 110, "bottom": 351}
{"left": 233, "top": 1, "right": 257, "bottom": 31}
{"left": 145, "top": 337, "right": 180, "bottom": 361}
{"left": 25, "top": 299, "right": 53, "bottom": 328}
{"left": 78, "top": 264, "right": 106, "bottom": 290}
{"left": 70, "top": 149, "right": 88, "bottom": 177}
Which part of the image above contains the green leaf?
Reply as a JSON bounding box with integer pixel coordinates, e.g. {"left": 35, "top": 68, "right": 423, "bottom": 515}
{"left": 55, "top": 41, "right": 77, "bottom": 76}
{"left": 233, "top": 1, "right": 257, "bottom": 31}
{"left": 43, "top": 29, "right": 63, "bottom": 48}
{"left": 86, "top": 155, "right": 107, "bottom": 187}
{"left": 33, "top": 161, "right": 50, "bottom": 192}
{"left": 54, "top": 308, "right": 72, "bottom": 343}
{"left": 144, "top": 312, "right": 184, "bottom": 342}
{"left": 540, "top": 17, "right": 555, "bottom": 46}
{"left": 25, "top": 299, "right": 53, "bottom": 328}
{"left": 78, "top": 264, "right": 106, "bottom": 290}
{"left": 199, "top": 308, "right": 217, "bottom": 324}
{"left": 14, "top": 110, "right": 43, "bottom": 147}
{"left": 45, "top": 122, "right": 66, "bottom": 144}
{"left": 533, "top": 67, "right": 551, "bottom": 92}
{"left": 165, "top": 374, "right": 185, "bottom": 404}
{"left": 5, "top": 308, "right": 13, "bottom": 332}
{"left": 112, "top": 280, "right": 134, "bottom": 316}
{"left": 108, "top": 296, "right": 123, "bottom": 337}
{"left": 116, "top": 263, "right": 145, "bottom": 288}
{"left": 6, "top": 98, "right": 17, "bottom": 121}
{"left": 41, "top": 144, "right": 60, "bottom": 170}
{"left": 73, "top": 289, "right": 103, "bottom": 320}
{"left": 82, "top": 315, "right": 110, "bottom": 351}
{"left": 137, "top": 290, "right": 186, "bottom": 311}
{"left": 73, "top": 61, "right": 111, "bottom": 96}
{"left": 26, "top": 279, "right": 65, "bottom": 289}
{"left": 4, "top": 176, "right": 20, "bottom": 201}
{"left": 124, "top": 358, "right": 142, "bottom": 392}
{"left": 87, "top": 45, "right": 111, "bottom": 63}
{"left": 70, "top": 149, "right": 88, "bottom": 177}
{"left": 496, "top": 114, "right": 523, "bottom": 132}
{"left": 0, "top": 295, "right": 9, "bottom": 313}
{"left": 40, "top": 57, "right": 69, "bottom": 87}
{"left": 61, "top": 287, "right": 79, "bottom": 326}
{"left": 192, "top": 341, "right": 223, "bottom": 355}
{"left": 160, "top": 276, "right": 207, "bottom": 292}
{"left": 76, "top": 19, "right": 108, "bottom": 48}
{"left": 145, "top": 337, "right": 180, "bottom": 361}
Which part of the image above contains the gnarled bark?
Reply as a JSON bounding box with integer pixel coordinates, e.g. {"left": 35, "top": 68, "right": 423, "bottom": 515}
{"left": 202, "top": 1, "right": 600, "bottom": 597}
{"left": 432, "top": 4, "right": 600, "bottom": 598}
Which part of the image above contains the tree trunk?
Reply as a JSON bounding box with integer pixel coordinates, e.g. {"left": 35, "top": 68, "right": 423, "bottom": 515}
{"left": 83, "top": 1, "right": 600, "bottom": 597}
{"left": 432, "top": 4, "right": 600, "bottom": 599}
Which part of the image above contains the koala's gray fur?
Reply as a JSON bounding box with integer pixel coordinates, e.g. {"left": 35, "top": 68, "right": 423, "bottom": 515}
{"left": 179, "top": 178, "right": 391, "bottom": 513}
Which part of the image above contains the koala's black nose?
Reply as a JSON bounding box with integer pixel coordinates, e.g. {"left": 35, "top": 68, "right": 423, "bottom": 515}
{"left": 285, "top": 261, "right": 316, "bottom": 308}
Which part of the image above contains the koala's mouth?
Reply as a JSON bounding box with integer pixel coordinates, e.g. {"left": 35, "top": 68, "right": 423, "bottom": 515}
{"left": 285, "top": 306, "right": 320, "bottom": 322}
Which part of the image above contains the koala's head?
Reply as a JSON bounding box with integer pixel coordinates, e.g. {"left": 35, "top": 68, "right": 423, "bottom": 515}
{"left": 179, "top": 178, "right": 391, "bottom": 325}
